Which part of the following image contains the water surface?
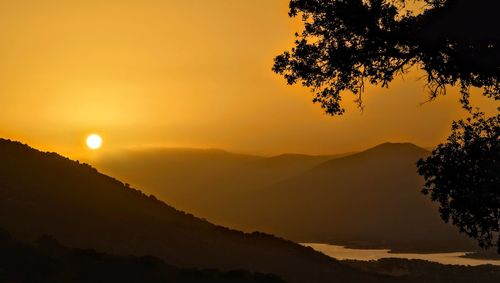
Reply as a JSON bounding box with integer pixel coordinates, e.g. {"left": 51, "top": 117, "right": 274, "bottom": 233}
{"left": 303, "top": 243, "right": 500, "bottom": 266}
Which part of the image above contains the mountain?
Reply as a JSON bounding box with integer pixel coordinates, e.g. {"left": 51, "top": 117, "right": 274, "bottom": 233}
{"left": 230, "top": 143, "right": 476, "bottom": 252}
{"left": 0, "top": 138, "right": 392, "bottom": 283}
{"left": 95, "top": 148, "right": 337, "bottom": 220}
{"left": 96, "top": 142, "right": 476, "bottom": 252}
{"left": 0, "top": 227, "right": 285, "bottom": 283}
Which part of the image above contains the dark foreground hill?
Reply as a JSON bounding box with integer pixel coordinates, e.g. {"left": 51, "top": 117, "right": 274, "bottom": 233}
{"left": 0, "top": 227, "right": 284, "bottom": 283}
{"left": 2, "top": 226, "right": 499, "bottom": 283}
{"left": 0, "top": 139, "right": 391, "bottom": 283}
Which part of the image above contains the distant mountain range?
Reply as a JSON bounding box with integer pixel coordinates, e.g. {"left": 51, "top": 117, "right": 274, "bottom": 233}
{"left": 96, "top": 148, "right": 340, "bottom": 217}
{"left": 95, "top": 143, "right": 476, "bottom": 252}
{"left": 0, "top": 138, "right": 393, "bottom": 283}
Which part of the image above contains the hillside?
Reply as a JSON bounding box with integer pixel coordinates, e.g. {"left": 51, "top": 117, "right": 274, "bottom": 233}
{"left": 95, "top": 148, "right": 335, "bottom": 219}
{"left": 97, "top": 142, "right": 476, "bottom": 252}
{"left": 0, "top": 138, "right": 393, "bottom": 283}
{"left": 230, "top": 143, "right": 477, "bottom": 252}
{"left": 2, "top": 227, "right": 498, "bottom": 283}
{"left": 0, "top": 227, "right": 285, "bottom": 283}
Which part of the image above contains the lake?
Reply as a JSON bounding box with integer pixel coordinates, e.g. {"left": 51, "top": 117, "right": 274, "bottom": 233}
{"left": 303, "top": 243, "right": 500, "bottom": 266}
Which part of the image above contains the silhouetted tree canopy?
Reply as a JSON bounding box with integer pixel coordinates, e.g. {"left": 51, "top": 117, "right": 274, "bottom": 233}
{"left": 274, "top": 0, "right": 500, "bottom": 252}
{"left": 273, "top": 0, "right": 499, "bottom": 114}
{"left": 417, "top": 112, "right": 500, "bottom": 252}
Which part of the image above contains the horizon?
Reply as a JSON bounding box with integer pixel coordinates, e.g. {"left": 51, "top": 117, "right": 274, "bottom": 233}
{"left": 0, "top": 136, "right": 431, "bottom": 161}
{"left": 1, "top": 0, "right": 497, "bottom": 159}
{"left": 90, "top": 140, "right": 432, "bottom": 158}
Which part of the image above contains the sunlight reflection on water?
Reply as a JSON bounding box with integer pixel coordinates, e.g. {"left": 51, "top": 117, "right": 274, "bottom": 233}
{"left": 303, "top": 243, "right": 500, "bottom": 266}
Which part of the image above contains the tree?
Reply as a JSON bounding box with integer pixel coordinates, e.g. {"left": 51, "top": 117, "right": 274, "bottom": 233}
{"left": 273, "top": 0, "right": 500, "bottom": 251}
{"left": 417, "top": 112, "right": 500, "bottom": 252}
{"left": 273, "top": 0, "right": 499, "bottom": 114}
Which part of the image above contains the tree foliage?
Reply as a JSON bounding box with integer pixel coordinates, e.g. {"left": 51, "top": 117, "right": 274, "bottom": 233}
{"left": 274, "top": 0, "right": 500, "bottom": 251}
{"left": 273, "top": 0, "right": 500, "bottom": 114}
{"left": 417, "top": 112, "right": 500, "bottom": 252}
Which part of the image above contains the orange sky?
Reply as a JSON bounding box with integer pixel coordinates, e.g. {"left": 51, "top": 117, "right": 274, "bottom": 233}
{"left": 0, "top": 0, "right": 498, "bottom": 158}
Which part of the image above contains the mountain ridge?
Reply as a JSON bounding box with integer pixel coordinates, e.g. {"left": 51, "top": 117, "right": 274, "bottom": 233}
{"left": 91, "top": 141, "right": 476, "bottom": 252}
{"left": 228, "top": 142, "right": 475, "bottom": 252}
{"left": 0, "top": 138, "right": 397, "bottom": 283}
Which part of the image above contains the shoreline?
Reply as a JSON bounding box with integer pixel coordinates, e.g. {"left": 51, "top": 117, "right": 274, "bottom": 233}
{"left": 299, "top": 239, "right": 496, "bottom": 259}
{"left": 302, "top": 243, "right": 500, "bottom": 265}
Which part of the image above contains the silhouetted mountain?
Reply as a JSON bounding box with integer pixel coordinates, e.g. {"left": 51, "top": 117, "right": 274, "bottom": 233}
{"left": 0, "top": 138, "right": 393, "bottom": 283}
{"left": 0, "top": 227, "right": 285, "bottom": 283}
{"left": 95, "top": 142, "right": 475, "bottom": 252}
{"left": 95, "top": 148, "right": 336, "bottom": 220}
{"left": 231, "top": 143, "right": 476, "bottom": 252}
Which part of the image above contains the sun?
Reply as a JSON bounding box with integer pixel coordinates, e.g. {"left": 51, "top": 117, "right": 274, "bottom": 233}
{"left": 86, "top": 134, "right": 102, "bottom": 150}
